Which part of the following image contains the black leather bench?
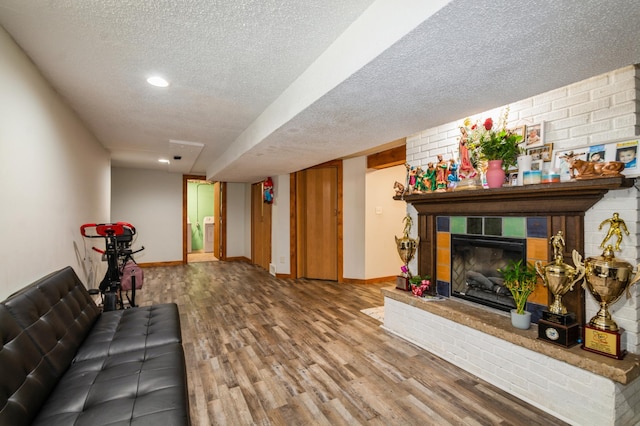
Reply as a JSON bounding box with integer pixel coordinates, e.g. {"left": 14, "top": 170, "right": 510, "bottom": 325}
{"left": 0, "top": 267, "right": 190, "bottom": 425}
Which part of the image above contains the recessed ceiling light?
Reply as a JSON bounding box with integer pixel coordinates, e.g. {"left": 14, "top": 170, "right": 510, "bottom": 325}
{"left": 147, "top": 76, "right": 169, "bottom": 87}
{"left": 158, "top": 159, "right": 170, "bottom": 164}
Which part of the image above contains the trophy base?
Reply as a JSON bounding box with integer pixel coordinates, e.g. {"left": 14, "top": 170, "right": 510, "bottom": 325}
{"left": 542, "top": 311, "right": 576, "bottom": 326}
{"left": 538, "top": 317, "right": 580, "bottom": 347}
{"left": 395, "top": 276, "right": 411, "bottom": 291}
{"left": 582, "top": 324, "right": 627, "bottom": 360}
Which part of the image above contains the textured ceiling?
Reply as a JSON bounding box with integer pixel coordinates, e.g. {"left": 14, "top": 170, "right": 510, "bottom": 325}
{"left": 1, "top": 0, "right": 639, "bottom": 182}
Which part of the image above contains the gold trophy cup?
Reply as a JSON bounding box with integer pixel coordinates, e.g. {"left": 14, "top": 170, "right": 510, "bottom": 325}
{"left": 534, "top": 231, "right": 584, "bottom": 346}
{"left": 395, "top": 215, "right": 419, "bottom": 290}
{"left": 577, "top": 213, "right": 640, "bottom": 358}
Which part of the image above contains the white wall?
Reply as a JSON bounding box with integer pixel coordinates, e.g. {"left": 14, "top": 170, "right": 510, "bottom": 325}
{"left": 365, "top": 164, "right": 407, "bottom": 279}
{"left": 343, "top": 157, "right": 367, "bottom": 279}
{"left": 111, "top": 168, "right": 183, "bottom": 263}
{"left": 271, "top": 175, "right": 291, "bottom": 274}
{"left": 342, "top": 159, "right": 407, "bottom": 280}
{"left": 0, "top": 26, "right": 110, "bottom": 298}
{"left": 226, "top": 182, "right": 250, "bottom": 259}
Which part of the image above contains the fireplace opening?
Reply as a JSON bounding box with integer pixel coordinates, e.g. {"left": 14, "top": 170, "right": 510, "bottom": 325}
{"left": 450, "top": 234, "right": 526, "bottom": 312}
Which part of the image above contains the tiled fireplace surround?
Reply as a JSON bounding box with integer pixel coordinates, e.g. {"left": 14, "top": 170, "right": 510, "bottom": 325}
{"left": 382, "top": 65, "right": 640, "bottom": 425}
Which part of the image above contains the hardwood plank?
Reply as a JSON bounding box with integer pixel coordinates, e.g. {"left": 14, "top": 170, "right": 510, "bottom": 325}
{"left": 135, "top": 262, "right": 568, "bottom": 425}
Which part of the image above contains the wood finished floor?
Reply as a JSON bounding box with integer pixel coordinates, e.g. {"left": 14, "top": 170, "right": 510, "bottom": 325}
{"left": 136, "top": 261, "right": 567, "bottom": 426}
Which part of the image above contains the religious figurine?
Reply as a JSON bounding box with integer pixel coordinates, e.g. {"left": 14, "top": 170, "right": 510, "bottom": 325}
{"left": 447, "top": 158, "right": 459, "bottom": 190}
{"left": 599, "top": 212, "right": 630, "bottom": 251}
{"left": 425, "top": 162, "right": 436, "bottom": 191}
{"left": 458, "top": 126, "right": 478, "bottom": 180}
{"left": 414, "top": 167, "right": 429, "bottom": 193}
{"left": 406, "top": 164, "right": 418, "bottom": 194}
{"left": 435, "top": 155, "right": 448, "bottom": 191}
{"left": 393, "top": 181, "right": 405, "bottom": 197}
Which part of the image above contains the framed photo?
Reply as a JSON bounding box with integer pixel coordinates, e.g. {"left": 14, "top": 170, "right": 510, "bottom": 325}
{"left": 554, "top": 148, "right": 588, "bottom": 181}
{"left": 530, "top": 159, "right": 544, "bottom": 171}
{"left": 527, "top": 143, "right": 554, "bottom": 162}
{"left": 510, "top": 125, "right": 527, "bottom": 152}
{"left": 588, "top": 145, "right": 606, "bottom": 163}
{"left": 524, "top": 122, "right": 544, "bottom": 148}
{"left": 615, "top": 140, "right": 638, "bottom": 172}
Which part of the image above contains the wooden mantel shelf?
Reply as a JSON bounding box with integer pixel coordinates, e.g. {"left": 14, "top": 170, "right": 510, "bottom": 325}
{"left": 394, "top": 176, "right": 636, "bottom": 215}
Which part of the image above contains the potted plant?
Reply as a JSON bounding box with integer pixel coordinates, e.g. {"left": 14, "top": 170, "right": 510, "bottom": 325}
{"left": 498, "top": 259, "right": 538, "bottom": 329}
{"left": 409, "top": 273, "right": 433, "bottom": 297}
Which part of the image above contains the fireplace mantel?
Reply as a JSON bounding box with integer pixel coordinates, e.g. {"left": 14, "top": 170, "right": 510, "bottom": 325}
{"left": 395, "top": 176, "right": 635, "bottom": 215}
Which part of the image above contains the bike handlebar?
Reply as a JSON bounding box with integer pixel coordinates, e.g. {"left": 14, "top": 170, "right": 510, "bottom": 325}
{"left": 80, "top": 222, "right": 136, "bottom": 238}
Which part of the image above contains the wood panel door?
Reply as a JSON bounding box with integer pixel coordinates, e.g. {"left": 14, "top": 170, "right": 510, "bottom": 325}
{"left": 251, "top": 182, "right": 272, "bottom": 271}
{"left": 213, "top": 182, "right": 224, "bottom": 260}
{"left": 297, "top": 166, "right": 338, "bottom": 280}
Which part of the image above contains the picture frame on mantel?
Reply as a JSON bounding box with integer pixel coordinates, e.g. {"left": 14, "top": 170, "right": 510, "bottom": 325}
{"left": 524, "top": 122, "right": 544, "bottom": 148}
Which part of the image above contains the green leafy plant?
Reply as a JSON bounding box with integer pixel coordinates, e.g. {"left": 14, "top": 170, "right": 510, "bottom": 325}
{"left": 498, "top": 259, "right": 537, "bottom": 315}
{"left": 409, "top": 274, "right": 431, "bottom": 286}
{"left": 464, "top": 108, "right": 523, "bottom": 172}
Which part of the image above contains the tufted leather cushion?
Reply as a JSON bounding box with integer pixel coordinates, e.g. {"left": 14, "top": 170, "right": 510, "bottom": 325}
{"left": 3, "top": 267, "right": 100, "bottom": 377}
{"left": 74, "top": 304, "right": 182, "bottom": 363}
{"left": 32, "top": 343, "right": 189, "bottom": 425}
{"left": 0, "top": 305, "right": 58, "bottom": 426}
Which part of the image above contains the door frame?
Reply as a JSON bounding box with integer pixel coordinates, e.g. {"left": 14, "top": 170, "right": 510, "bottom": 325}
{"left": 182, "top": 175, "right": 226, "bottom": 263}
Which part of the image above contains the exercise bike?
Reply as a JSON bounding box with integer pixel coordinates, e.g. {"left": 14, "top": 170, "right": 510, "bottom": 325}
{"left": 80, "top": 222, "right": 144, "bottom": 311}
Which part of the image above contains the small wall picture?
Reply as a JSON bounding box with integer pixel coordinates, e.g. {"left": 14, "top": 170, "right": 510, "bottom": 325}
{"left": 524, "top": 122, "right": 544, "bottom": 148}
{"left": 527, "top": 143, "right": 553, "bottom": 162}
{"left": 615, "top": 140, "right": 638, "bottom": 171}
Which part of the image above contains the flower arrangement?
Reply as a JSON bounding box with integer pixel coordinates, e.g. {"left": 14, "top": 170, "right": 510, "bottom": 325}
{"left": 409, "top": 274, "right": 431, "bottom": 297}
{"left": 463, "top": 108, "right": 523, "bottom": 172}
{"left": 498, "top": 259, "right": 538, "bottom": 314}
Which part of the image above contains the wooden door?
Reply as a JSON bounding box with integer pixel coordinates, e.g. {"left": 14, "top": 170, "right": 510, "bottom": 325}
{"left": 213, "top": 182, "right": 224, "bottom": 260}
{"left": 297, "top": 166, "right": 338, "bottom": 280}
{"left": 251, "top": 182, "right": 272, "bottom": 271}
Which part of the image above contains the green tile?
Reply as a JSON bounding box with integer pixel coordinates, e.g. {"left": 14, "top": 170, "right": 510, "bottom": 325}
{"left": 484, "top": 217, "right": 502, "bottom": 236}
{"left": 503, "top": 217, "right": 526, "bottom": 238}
{"left": 467, "top": 217, "right": 483, "bottom": 234}
{"left": 450, "top": 216, "right": 466, "bottom": 234}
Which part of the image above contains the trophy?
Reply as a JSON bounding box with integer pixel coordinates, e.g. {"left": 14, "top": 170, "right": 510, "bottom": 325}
{"left": 534, "top": 231, "right": 585, "bottom": 347}
{"left": 395, "top": 214, "right": 419, "bottom": 291}
{"left": 576, "top": 213, "right": 640, "bottom": 359}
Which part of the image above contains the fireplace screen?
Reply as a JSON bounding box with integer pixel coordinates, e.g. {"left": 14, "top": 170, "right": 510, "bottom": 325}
{"left": 450, "top": 234, "right": 526, "bottom": 312}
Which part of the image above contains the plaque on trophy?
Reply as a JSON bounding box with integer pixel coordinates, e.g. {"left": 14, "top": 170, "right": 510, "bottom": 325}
{"left": 576, "top": 213, "right": 640, "bottom": 359}
{"left": 395, "top": 214, "right": 419, "bottom": 291}
{"left": 535, "top": 231, "right": 584, "bottom": 347}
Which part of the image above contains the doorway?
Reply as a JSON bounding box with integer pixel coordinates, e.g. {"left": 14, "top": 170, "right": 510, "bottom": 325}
{"left": 183, "top": 176, "right": 224, "bottom": 263}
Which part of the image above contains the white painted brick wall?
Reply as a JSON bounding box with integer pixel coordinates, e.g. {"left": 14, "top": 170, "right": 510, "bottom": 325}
{"left": 407, "top": 65, "right": 640, "bottom": 354}
{"left": 384, "top": 297, "right": 639, "bottom": 425}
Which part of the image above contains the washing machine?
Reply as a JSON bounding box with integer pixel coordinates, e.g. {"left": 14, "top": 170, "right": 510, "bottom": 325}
{"left": 203, "top": 216, "right": 214, "bottom": 253}
{"left": 187, "top": 218, "right": 192, "bottom": 253}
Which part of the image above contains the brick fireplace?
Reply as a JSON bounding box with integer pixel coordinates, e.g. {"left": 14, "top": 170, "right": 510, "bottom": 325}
{"left": 385, "top": 177, "right": 640, "bottom": 425}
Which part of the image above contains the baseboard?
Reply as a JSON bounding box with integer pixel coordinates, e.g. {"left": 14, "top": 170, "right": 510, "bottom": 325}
{"left": 222, "top": 256, "right": 251, "bottom": 263}
{"left": 276, "top": 273, "right": 293, "bottom": 279}
{"left": 342, "top": 275, "right": 396, "bottom": 285}
{"left": 138, "top": 261, "right": 183, "bottom": 268}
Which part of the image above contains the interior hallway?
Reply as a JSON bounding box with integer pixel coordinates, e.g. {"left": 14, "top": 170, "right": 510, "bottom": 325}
{"left": 135, "top": 261, "right": 567, "bottom": 425}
